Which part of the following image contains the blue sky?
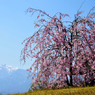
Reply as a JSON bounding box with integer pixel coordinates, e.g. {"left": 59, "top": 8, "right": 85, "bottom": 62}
{"left": 0, "top": 0, "right": 95, "bottom": 69}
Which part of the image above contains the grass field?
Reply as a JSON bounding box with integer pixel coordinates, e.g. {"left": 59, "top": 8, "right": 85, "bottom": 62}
{"left": 11, "top": 86, "right": 95, "bottom": 95}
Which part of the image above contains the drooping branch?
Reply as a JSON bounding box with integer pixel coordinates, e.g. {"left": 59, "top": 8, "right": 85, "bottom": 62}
{"left": 21, "top": 6, "right": 95, "bottom": 89}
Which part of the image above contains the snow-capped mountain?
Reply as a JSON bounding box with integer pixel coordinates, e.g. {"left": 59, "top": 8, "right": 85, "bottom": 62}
{"left": 0, "top": 64, "right": 32, "bottom": 94}
{"left": 0, "top": 64, "right": 18, "bottom": 74}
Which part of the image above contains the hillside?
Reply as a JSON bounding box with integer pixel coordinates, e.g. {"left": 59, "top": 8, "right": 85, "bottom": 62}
{"left": 11, "top": 86, "right": 95, "bottom": 95}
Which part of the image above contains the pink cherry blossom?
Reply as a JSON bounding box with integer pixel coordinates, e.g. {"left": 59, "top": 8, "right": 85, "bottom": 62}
{"left": 21, "top": 6, "right": 95, "bottom": 89}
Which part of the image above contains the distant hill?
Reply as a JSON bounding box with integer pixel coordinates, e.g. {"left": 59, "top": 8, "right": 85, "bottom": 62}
{"left": 0, "top": 64, "right": 32, "bottom": 94}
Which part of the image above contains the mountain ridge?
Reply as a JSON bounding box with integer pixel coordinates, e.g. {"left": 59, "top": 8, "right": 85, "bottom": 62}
{"left": 0, "top": 64, "right": 32, "bottom": 94}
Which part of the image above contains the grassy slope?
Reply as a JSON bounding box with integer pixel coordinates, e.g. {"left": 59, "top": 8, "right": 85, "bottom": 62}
{"left": 12, "top": 86, "right": 95, "bottom": 95}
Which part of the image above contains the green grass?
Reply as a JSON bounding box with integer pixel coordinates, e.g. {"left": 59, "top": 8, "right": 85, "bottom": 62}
{"left": 11, "top": 86, "right": 95, "bottom": 95}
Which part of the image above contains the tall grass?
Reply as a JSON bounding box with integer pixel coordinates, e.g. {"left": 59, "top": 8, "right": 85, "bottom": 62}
{"left": 12, "top": 85, "right": 95, "bottom": 95}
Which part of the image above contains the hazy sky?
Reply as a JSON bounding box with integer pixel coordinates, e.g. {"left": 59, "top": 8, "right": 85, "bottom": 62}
{"left": 0, "top": 0, "right": 95, "bottom": 69}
